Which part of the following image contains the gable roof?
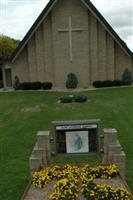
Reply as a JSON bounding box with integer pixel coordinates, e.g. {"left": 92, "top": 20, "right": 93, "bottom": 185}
{"left": 10, "top": 0, "right": 133, "bottom": 62}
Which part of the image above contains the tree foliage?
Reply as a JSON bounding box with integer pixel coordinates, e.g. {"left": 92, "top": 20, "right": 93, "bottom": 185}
{"left": 0, "top": 35, "right": 20, "bottom": 60}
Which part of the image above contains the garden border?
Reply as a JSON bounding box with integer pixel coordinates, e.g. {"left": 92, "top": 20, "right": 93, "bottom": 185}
{"left": 21, "top": 164, "right": 133, "bottom": 200}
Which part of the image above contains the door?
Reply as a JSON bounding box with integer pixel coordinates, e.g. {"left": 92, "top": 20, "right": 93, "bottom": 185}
{"left": 5, "top": 69, "right": 12, "bottom": 87}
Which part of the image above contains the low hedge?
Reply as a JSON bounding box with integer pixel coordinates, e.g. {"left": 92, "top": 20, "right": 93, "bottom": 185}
{"left": 19, "top": 81, "right": 53, "bottom": 90}
{"left": 60, "top": 96, "right": 73, "bottom": 103}
{"left": 73, "top": 93, "right": 88, "bottom": 103}
{"left": 42, "top": 82, "right": 53, "bottom": 90}
{"left": 30, "top": 82, "right": 42, "bottom": 90}
{"left": 20, "top": 82, "right": 32, "bottom": 90}
{"left": 93, "top": 80, "right": 132, "bottom": 88}
{"left": 60, "top": 93, "right": 88, "bottom": 103}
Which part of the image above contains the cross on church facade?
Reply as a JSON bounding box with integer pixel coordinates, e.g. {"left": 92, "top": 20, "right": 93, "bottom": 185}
{"left": 58, "top": 16, "right": 83, "bottom": 62}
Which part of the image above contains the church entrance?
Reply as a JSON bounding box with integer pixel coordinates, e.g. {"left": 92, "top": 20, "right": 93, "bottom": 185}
{"left": 0, "top": 67, "right": 12, "bottom": 89}
{"left": 5, "top": 68, "right": 12, "bottom": 87}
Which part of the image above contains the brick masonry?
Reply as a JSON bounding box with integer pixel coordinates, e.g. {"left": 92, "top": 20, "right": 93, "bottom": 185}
{"left": 29, "top": 131, "right": 51, "bottom": 174}
{"left": 11, "top": 0, "right": 133, "bottom": 88}
{"left": 102, "top": 128, "right": 126, "bottom": 178}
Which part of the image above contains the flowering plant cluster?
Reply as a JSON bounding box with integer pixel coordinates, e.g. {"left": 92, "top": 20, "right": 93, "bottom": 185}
{"left": 50, "top": 177, "right": 78, "bottom": 200}
{"left": 81, "top": 164, "right": 119, "bottom": 179}
{"left": 32, "top": 164, "right": 79, "bottom": 188}
{"left": 32, "top": 167, "right": 52, "bottom": 188}
{"left": 32, "top": 164, "right": 131, "bottom": 200}
{"left": 81, "top": 179, "right": 131, "bottom": 200}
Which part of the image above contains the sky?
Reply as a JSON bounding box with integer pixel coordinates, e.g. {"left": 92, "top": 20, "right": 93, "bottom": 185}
{"left": 0, "top": 0, "right": 133, "bottom": 51}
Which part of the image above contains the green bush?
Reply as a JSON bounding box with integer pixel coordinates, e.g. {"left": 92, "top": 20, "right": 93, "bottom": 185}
{"left": 66, "top": 73, "right": 78, "bottom": 89}
{"left": 30, "top": 82, "right": 42, "bottom": 90}
{"left": 20, "top": 82, "right": 31, "bottom": 90}
{"left": 73, "top": 93, "right": 88, "bottom": 103}
{"left": 93, "top": 81, "right": 104, "bottom": 88}
{"left": 42, "top": 82, "right": 53, "bottom": 90}
{"left": 122, "top": 68, "right": 132, "bottom": 85}
{"left": 13, "top": 76, "right": 20, "bottom": 90}
{"left": 93, "top": 79, "right": 132, "bottom": 88}
{"left": 112, "top": 80, "right": 123, "bottom": 86}
{"left": 60, "top": 96, "right": 73, "bottom": 103}
{"left": 103, "top": 80, "right": 113, "bottom": 87}
{"left": 60, "top": 94, "right": 87, "bottom": 103}
{"left": 20, "top": 82, "right": 42, "bottom": 90}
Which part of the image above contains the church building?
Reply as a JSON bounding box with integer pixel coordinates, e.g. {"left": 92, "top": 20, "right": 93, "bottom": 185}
{"left": 1, "top": 0, "right": 133, "bottom": 88}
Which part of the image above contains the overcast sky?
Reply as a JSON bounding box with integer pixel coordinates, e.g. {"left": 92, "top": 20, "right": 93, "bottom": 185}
{"left": 0, "top": 0, "right": 133, "bottom": 51}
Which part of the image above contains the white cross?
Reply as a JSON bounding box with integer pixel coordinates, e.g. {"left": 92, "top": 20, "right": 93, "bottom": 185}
{"left": 58, "top": 16, "right": 83, "bottom": 62}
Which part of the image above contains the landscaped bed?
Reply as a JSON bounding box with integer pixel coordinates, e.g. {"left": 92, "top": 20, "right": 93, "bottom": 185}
{"left": 24, "top": 164, "right": 132, "bottom": 200}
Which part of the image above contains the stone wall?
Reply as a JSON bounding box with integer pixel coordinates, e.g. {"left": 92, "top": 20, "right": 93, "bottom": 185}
{"left": 102, "top": 128, "right": 126, "bottom": 177}
{"left": 29, "top": 131, "right": 51, "bottom": 174}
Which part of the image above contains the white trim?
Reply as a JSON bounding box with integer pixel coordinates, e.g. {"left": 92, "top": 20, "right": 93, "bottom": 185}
{"left": 12, "top": 0, "right": 132, "bottom": 62}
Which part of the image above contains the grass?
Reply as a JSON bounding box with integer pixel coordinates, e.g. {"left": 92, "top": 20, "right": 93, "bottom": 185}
{"left": 0, "top": 87, "right": 133, "bottom": 199}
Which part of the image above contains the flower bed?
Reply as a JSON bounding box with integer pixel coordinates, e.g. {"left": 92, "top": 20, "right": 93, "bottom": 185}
{"left": 32, "top": 164, "right": 132, "bottom": 200}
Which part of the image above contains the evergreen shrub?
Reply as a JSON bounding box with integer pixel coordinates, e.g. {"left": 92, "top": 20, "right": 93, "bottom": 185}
{"left": 42, "top": 82, "right": 53, "bottom": 90}
{"left": 60, "top": 93, "right": 88, "bottom": 103}
{"left": 30, "top": 82, "right": 42, "bottom": 90}
{"left": 93, "top": 79, "right": 132, "bottom": 88}
{"left": 93, "top": 81, "right": 104, "bottom": 88}
{"left": 73, "top": 93, "right": 88, "bottom": 103}
{"left": 122, "top": 68, "right": 132, "bottom": 85}
{"left": 13, "top": 76, "right": 20, "bottom": 90}
{"left": 20, "top": 82, "right": 31, "bottom": 90}
{"left": 66, "top": 73, "right": 78, "bottom": 89}
{"left": 60, "top": 96, "right": 73, "bottom": 103}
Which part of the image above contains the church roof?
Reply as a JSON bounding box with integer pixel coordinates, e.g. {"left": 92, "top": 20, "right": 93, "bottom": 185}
{"left": 10, "top": 0, "right": 133, "bottom": 62}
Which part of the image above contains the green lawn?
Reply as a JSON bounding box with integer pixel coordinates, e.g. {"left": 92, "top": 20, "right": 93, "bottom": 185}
{"left": 0, "top": 87, "right": 133, "bottom": 199}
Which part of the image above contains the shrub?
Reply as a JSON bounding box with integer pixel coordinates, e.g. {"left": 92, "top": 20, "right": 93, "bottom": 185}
{"left": 42, "top": 82, "right": 53, "bottom": 90}
{"left": 123, "top": 80, "right": 132, "bottom": 85}
{"left": 13, "top": 76, "right": 20, "bottom": 90}
{"left": 112, "top": 80, "right": 123, "bottom": 86}
{"left": 73, "top": 93, "right": 88, "bottom": 103}
{"left": 103, "top": 80, "right": 113, "bottom": 87}
{"left": 0, "top": 80, "right": 3, "bottom": 88}
{"left": 122, "top": 68, "right": 132, "bottom": 85}
{"left": 30, "top": 82, "right": 42, "bottom": 90}
{"left": 20, "top": 82, "right": 31, "bottom": 90}
{"left": 93, "top": 81, "right": 104, "bottom": 88}
{"left": 60, "top": 96, "right": 73, "bottom": 103}
{"left": 66, "top": 73, "right": 78, "bottom": 89}
{"left": 93, "top": 79, "right": 132, "bottom": 88}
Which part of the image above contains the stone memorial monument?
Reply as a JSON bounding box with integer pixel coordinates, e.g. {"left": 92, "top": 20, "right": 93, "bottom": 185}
{"left": 52, "top": 119, "right": 101, "bottom": 154}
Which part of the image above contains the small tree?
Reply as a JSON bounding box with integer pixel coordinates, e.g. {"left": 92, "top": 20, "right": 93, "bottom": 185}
{"left": 66, "top": 73, "right": 78, "bottom": 89}
{"left": 122, "top": 68, "right": 132, "bottom": 85}
{"left": 13, "top": 76, "right": 20, "bottom": 90}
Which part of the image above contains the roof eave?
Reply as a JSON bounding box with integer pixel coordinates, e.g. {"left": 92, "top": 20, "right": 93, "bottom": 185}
{"left": 10, "top": 0, "right": 133, "bottom": 62}
{"left": 82, "top": 0, "right": 133, "bottom": 57}
{"left": 10, "top": 0, "right": 58, "bottom": 63}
